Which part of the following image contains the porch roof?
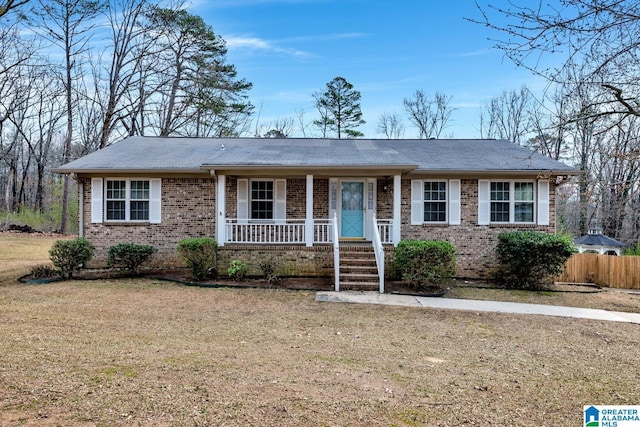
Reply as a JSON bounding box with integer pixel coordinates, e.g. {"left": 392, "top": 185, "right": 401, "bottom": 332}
{"left": 53, "top": 136, "right": 578, "bottom": 176}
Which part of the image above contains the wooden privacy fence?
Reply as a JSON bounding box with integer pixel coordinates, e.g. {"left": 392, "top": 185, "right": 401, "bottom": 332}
{"left": 558, "top": 253, "right": 640, "bottom": 289}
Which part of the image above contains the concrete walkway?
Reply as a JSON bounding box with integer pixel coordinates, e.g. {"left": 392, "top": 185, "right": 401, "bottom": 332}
{"left": 315, "top": 291, "right": 640, "bottom": 324}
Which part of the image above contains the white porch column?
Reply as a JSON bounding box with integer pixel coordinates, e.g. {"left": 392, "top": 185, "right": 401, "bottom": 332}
{"left": 217, "top": 174, "right": 226, "bottom": 246}
{"left": 393, "top": 174, "right": 401, "bottom": 246}
{"left": 305, "top": 174, "right": 314, "bottom": 247}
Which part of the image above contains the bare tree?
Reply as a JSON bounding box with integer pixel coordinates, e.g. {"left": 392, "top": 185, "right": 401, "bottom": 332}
{"left": 257, "top": 117, "right": 294, "bottom": 138}
{"left": 595, "top": 119, "right": 640, "bottom": 239}
{"left": 479, "top": 86, "right": 535, "bottom": 145}
{"left": 31, "top": 0, "right": 104, "bottom": 232}
{"left": 471, "top": 1, "right": 640, "bottom": 120}
{"left": 95, "top": 0, "right": 152, "bottom": 148}
{"left": 403, "top": 90, "right": 454, "bottom": 139}
{"left": 0, "top": 0, "right": 29, "bottom": 17}
{"left": 294, "top": 108, "right": 311, "bottom": 137}
{"left": 377, "top": 112, "right": 405, "bottom": 139}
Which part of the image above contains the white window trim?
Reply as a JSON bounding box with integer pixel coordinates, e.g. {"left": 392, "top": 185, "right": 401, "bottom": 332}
{"left": 238, "top": 178, "right": 286, "bottom": 222}
{"left": 93, "top": 178, "right": 161, "bottom": 224}
{"left": 411, "top": 179, "right": 461, "bottom": 225}
{"left": 105, "top": 178, "right": 150, "bottom": 223}
{"left": 488, "top": 179, "right": 536, "bottom": 224}
{"left": 249, "top": 178, "right": 275, "bottom": 221}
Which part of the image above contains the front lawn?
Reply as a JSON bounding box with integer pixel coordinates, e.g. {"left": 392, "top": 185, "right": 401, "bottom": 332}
{"left": 0, "top": 279, "right": 638, "bottom": 426}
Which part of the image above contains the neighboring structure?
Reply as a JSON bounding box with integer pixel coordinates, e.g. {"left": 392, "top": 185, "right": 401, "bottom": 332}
{"left": 574, "top": 227, "right": 627, "bottom": 255}
{"left": 53, "top": 137, "right": 578, "bottom": 291}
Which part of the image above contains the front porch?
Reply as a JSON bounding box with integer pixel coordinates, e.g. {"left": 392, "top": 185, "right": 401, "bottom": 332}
{"left": 212, "top": 174, "right": 403, "bottom": 293}
{"left": 214, "top": 174, "right": 402, "bottom": 248}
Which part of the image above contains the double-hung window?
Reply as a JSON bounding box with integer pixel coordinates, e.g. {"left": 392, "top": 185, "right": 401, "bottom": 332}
{"left": 90, "top": 178, "right": 160, "bottom": 224}
{"left": 237, "top": 178, "right": 286, "bottom": 222}
{"left": 423, "top": 181, "right": 447, "bottom": 223}
{"left": 410, "top": 179, "right": 461, "bottom": 225}
{"left": 488, "top": 181, "right": 535, "bottom": 223}
{"left": 250, "top": 180, "right": 274, "bottom": 220}
{"left": 105, "top": 179, "right": 150, "bottom": 221}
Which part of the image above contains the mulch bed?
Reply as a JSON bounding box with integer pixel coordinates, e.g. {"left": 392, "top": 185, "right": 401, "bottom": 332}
{"left": 20, "top": 267, "right": 601, "bottom": 296}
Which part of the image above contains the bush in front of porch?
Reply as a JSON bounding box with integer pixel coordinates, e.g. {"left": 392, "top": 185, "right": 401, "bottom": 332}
{"left": 395, "top": 240, "right": 456, "bottom": 291}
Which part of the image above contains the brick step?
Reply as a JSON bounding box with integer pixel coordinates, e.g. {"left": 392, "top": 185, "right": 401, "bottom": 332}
{"left": 340, "top": 252, "right": 376, "bottom": 258}
{"left": 340, "top": 260, "right": 377, "bottom": 268}
{"left": 340, "top": 264, "right": 378, "bottom": 273}
{"left": 338, "top": 245, "right": 379, "bottom": 291}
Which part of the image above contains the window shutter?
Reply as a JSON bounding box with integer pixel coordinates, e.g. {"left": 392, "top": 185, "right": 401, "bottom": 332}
{"left": 537, "top": 179, "right": 550, "bottom": 226}
{"left": 449, "top": 179, "right": 461, "bottom": 225}
{"left": 274, "top": 179, "right": 286, "bottom": 221}
{"left": 411, "top": 180, "right": 423, "bottom": 225}
{"left": 91, "top": 178, "right": 103, "bottom": 223}
{"left": 237, "top": 179, "right": 249, "bottom": 221}
{"left": 149, "top": 179, "right": 162, "bottom": 224}
{"left": 478, "top": 180, "right": 490, "bottom": 225}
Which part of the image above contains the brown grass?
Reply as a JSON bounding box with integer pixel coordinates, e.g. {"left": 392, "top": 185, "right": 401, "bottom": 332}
{"left": 1, "top": 234, "right": 639, "bottom": 425}
{"left": 0, "top": 232, "right": 70, "bottom": 283}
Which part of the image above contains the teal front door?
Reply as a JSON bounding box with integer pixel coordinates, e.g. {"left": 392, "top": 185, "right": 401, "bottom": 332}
{"left": 341, "top": 181, "right": 364, "bottom": 238}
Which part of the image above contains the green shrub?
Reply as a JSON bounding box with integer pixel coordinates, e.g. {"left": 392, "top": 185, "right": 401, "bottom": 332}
{"left": 625, "top": 243, "right": 640, "bottom": 256}
{"left": 176, "top": 237, "right": 217, "bottom": 281}
{"left": 395, "top": 240, "right": 456, "bottom": 290}
{"left": 496, "top": 231, "right": 576, "bottom": 290}
{"left": 227, "top": 260, "right": 247, "bottom": 281}
{"left": 49, "top": 237, "right": 95, "bottom": 279}
{"left": 107, "top": 243, "right": 157, "bottom": 276}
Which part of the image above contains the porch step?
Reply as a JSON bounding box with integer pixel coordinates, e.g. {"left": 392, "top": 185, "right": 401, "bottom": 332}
{"left": 339, "top": 246, "right": 379, "bottom": 290}
{"left": 339, "top": 281, "right": 380, "bottom": 291}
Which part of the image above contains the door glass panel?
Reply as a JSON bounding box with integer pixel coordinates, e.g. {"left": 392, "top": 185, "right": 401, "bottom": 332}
{"left": 341, "top": 182, "right": 364, "bottom": 237}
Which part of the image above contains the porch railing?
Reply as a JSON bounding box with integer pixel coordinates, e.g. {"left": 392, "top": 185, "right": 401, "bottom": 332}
{"left": 376, "top": 219, "right": 393, "bottom": 244}
{"left": 313, "top": 219, "right": 333, "bottom": 244}
{"left": 225, "top": 219, "right": 305, "bottom": 244}
{"left": 225, "top": 218, "right": 337, "bottom": 244}
{"left": 372, "top": 215, "right": 385, "bottom": 293}
{"left": 224, "top": 218, "right": 393, "bottom": 246}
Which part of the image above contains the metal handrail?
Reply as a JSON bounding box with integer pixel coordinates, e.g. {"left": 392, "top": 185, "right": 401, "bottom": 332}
{"left": 332, "top": 213, "right": 340, "bottom": 291}
{"left": 372, "top": 214, "right": 385, "bottom": 293}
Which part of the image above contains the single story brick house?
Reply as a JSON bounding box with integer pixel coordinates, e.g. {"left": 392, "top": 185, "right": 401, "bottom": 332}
{"left": 53, "top": 136, "right": 577, "bottom": 292}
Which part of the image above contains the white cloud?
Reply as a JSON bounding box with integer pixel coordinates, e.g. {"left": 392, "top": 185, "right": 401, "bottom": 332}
{"left": 279, "top": 32, "right": 368, "bottom": 43}
{"left": 225, "top": 36, "right": 311, "bottom": 58}
{"left": 453, "top": 48, "right": 492, "bottom": 57}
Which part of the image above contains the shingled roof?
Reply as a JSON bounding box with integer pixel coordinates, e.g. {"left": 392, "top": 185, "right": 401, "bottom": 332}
{"left": 53, "top": 136, "right": 578, "bottom": 175}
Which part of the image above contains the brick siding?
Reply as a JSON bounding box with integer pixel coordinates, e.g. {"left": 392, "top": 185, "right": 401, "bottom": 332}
{"left": 81, "top": 177, "right": 216, "bottom": 267}
{"left": 79, "top": 175, "right": 558, "bottom": 280}
{"left": 399, "top": 178, "right": 556, "bottom": 279}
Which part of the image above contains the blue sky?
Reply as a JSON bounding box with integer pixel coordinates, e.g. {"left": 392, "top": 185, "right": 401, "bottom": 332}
{"left": 189, "top": 0, "right": 545, "bottom": 138}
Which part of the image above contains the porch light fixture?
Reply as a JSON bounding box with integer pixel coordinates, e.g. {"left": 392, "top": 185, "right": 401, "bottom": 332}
{"left": 382, "top": 177, "right": 393, "bottom": 192}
